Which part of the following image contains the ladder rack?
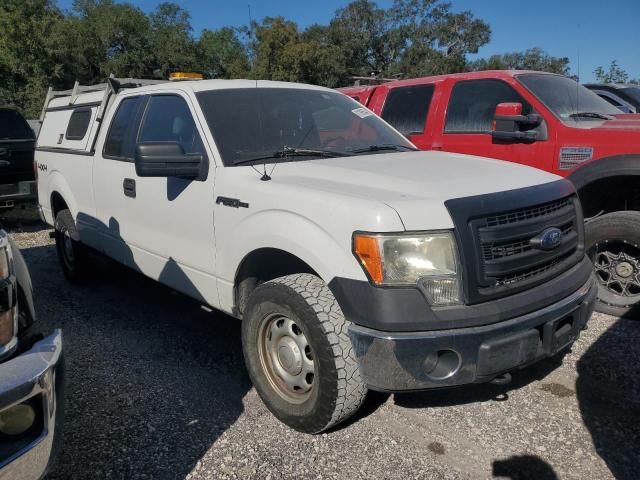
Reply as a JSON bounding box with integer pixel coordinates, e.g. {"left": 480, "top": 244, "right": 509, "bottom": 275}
{"left": 39, "top": 75, "right": 168, "bottom": 121}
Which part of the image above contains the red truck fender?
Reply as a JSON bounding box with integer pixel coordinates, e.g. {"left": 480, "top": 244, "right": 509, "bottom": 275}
{"left": 568, "top": 154, "right": 640, "bottom": 192}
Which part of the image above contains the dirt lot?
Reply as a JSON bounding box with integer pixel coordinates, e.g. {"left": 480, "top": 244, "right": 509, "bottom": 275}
{"left": 3, "top": 207, "right": 639, "bottom": 480}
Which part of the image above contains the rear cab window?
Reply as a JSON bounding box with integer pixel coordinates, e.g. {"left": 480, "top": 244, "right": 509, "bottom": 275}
{"left": 381, "top": 84, "right": 435, "bottom": 136}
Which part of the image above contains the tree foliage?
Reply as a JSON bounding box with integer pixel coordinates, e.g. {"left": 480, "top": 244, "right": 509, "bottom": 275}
{"left": 1, "top": 0, "right": 615, "bottom": 118}
{"left": 0, "top": 0, "right": 67, "bottom": 115}
{"left": 469, "top": 47, "right": 570, "bottom": 75}
{"left": 594, "top": 60, "right": 639, "bottom": 84}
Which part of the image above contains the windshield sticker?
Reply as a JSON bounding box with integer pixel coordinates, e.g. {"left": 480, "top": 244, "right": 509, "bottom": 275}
{"left": 352, "top": 107, "right": 374, "bottom": 118}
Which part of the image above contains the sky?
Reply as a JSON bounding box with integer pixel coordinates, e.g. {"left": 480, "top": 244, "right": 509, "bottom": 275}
{"left": 56, "top": 0, "right": 640, "bottom": 82}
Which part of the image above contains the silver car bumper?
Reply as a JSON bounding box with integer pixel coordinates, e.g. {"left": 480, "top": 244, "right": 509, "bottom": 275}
{"left": 0, "top": 330, "right": 63, "bottom": 480}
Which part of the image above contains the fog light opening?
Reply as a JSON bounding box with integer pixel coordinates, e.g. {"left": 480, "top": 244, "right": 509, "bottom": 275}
{"left": 423, "top": 349, "right": 461, "bottom": 380}
{"left": 0, "top": 404, "right": 36, "bottom": 436}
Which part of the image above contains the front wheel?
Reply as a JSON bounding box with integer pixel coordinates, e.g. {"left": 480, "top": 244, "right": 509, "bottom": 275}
{"left": 586, "top": 211, "right": 640, "bottom": 319}
{"left": 241, "top": 273, "right": 367, "bottom": 433}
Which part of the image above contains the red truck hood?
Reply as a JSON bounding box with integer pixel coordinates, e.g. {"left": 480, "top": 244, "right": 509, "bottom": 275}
{"left": 578, "top": 114, "right": 640, "bottom": 132}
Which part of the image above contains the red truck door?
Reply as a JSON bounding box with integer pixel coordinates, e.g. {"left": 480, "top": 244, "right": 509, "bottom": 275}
{"left": 433, "top": 78, "right": 555, "bottom": 171}
{"left": 369, "top": 83, "right": 438, "bottom": 150}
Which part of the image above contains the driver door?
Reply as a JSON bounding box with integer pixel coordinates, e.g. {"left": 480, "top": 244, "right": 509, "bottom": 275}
{"left": 435, "top": 78, "right": 554, "bottom": 171}
{"left": 111, "top": 92, "right": 218, "bottom": 306}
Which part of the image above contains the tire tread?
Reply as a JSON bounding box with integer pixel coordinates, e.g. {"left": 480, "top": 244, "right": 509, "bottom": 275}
{"left": 274, "top": 273, "right": 367, "bottom": 430}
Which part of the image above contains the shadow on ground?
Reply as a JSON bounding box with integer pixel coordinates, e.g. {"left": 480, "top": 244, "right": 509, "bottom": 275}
{"left": 576, "top": 317, "right": 640, "bottom": 480}
{"left": 492, "top": 454, "right": 559, "bottom": 480}
{"left": 20, "top": 243, "right": 251, "bottom": 479}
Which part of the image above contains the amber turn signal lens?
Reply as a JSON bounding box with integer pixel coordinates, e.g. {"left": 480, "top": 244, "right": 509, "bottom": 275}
{"left": 353, "top": 235, "right": 383, "bottom": 284}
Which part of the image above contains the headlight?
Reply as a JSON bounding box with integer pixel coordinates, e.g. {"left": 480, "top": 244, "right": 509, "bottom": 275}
{"left": 353, "top": 231, "right": 462, "bottom": 305}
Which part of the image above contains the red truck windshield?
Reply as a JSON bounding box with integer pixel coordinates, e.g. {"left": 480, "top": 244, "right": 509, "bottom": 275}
{"left": 518, "top": 74, "right": 621, "bottom": 123}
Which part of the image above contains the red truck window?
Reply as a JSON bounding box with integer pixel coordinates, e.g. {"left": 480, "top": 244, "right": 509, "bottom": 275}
{"left": 445, "top": 79, "right": 531, "bottom": 133}
{"left": 381, "top": 85, "right": 434, "bottom": 136}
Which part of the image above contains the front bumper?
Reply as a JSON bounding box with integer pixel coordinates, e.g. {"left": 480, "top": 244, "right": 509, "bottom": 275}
{"left": 0, "top": 330, "right": 63, "bottom": 480}
{"left": 349, "top": 278, "right": 596, "bottom": 391}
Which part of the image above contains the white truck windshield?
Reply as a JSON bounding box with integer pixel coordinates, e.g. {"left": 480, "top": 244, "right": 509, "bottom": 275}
{"left": 196, "top": 88, "right": 414, "bottom": 166}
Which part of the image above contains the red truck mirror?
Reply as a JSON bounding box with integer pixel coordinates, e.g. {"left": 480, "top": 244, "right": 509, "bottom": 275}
{"left": 491, "top": 102, "right": 541, "bottom": 143}
{"left": 495, "top": 102, "right": 523, "bottom": 117}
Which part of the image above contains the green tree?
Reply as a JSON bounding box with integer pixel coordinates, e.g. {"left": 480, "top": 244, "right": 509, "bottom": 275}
{"left": 594, "top": 60, "right": 638, "bottom": 84}
{"left": 198, "top": 27, "right": 250, "bottom": 78}
{"left": 322, "top": 0, "right": 491, "bottom": 79}
{"left": 148, "top": 2, "right": 199, "bottom": 77}
{"left": 469, "top": 47, "right": 570, "bottom": 74}
{"left": 248, "top": 17, "right": 345, "bottom": 87}
{"left": 65, "top": 0, "right": 152, "bottom": 83}
{"left": 0, "top": 0, "right": 67, "bottom": 117}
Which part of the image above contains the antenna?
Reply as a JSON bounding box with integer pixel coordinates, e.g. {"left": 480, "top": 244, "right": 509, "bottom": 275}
{"left": 248, "top": 4, "right": 258, "bottom": 89}
{"left": 576, "top": 42, "right": 580, "bottom": 115}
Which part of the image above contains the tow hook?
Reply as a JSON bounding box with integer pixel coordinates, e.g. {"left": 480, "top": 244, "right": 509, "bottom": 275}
{"left": 490, "top": 372, "right": 512, "bottom": 386}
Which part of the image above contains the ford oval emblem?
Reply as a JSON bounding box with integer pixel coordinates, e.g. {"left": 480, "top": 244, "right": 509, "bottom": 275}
{"left": 531, "top": 227, "right": 562, "bottom": 250}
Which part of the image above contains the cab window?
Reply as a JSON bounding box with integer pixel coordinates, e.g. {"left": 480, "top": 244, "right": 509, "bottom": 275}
{"left": 445, "top": 80, "right": 531, "bottom": 133}
{"left": 137, "top": 95, "right": 205, "bottom": 156}
{"left": 381, "top": 84, "right": 434, "bottom": 136}
{"left": 104, "top": 97, "right": 141, "bottom": 159}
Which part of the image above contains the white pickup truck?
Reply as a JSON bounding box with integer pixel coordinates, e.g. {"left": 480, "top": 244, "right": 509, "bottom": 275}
{"left": 35, "top": 77, "right": 596, "bottom": 432}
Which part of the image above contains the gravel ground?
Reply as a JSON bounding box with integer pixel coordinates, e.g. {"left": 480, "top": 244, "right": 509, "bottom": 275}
{"left": 2, "top": 207, "right": 639, "bottom": 480}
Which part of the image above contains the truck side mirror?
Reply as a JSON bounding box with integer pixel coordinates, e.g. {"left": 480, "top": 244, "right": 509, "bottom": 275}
{"left": 134, "top": 143, "right": 202, "bottom": 179}
{"left": 491, "top": 102, "right": 542, "bottom": 143}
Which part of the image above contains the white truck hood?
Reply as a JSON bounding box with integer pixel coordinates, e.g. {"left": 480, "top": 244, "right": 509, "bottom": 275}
{"left": 265, "top": 150, "right": 562, "bottom": 230}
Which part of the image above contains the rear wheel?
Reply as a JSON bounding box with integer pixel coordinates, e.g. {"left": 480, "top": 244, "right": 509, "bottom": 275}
{"left": 586, "top": 211, "right": 640, "bottom": 319}
{"left": 54, "top": 209, "right": 89, "bottom": 283}
{"left": 241, "top": 273, "right": 366, "bottom": 433}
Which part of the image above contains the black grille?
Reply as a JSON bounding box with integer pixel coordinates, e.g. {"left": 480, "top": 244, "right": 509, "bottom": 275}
{"left": 485, "top": 198, "right": 572, "bottom": 227}
{"left": 445, "top": 180, "right": 584, "bottom": 305}
{"left": 482, "top": 222, "right": 574, "bottom": 261}
{"left": 494, "top": 251, "right": 574, "bottom": 287}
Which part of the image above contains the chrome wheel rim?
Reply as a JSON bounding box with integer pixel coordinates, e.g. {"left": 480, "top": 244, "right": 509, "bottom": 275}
{"left": 592, "top": 241, "right": 640, "bottom": 299}
{"left": 257, "top": 313, "right": 315, "bottom": 404}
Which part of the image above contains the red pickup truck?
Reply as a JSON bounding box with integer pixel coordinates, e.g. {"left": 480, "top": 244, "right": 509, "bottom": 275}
{"left": 340, "top": 70, "right": 640, "bottom": 319}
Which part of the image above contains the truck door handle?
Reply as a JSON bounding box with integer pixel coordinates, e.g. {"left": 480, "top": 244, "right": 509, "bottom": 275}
{"left": 123, "top": 178, "right": 136, "bottom": 198}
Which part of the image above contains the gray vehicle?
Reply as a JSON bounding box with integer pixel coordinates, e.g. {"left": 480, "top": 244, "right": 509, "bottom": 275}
{"left": 0, "top": 108, "right": 37, "bottom": 210}
{"left": 584, "top": 83, "right": 640, "bottom": 113}
{"left": 0, "top": 229, "right": 63, "bottom": 478}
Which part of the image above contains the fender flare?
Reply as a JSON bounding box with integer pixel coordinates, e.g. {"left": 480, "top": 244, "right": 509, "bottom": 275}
{"left": 568, "top": 154, "right": 640, "bottom": 192}
{"left": 47, "top": 171, "right": 79, "bottom": 220}
{"left": 223, "top": 212, "right": 363, "bottom": 285}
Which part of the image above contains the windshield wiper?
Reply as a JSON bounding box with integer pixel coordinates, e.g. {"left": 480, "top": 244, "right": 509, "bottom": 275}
{"left": 568, "top": 112, "right": 616, "bottom": 120}
{"left": 348, "top": 144, "right": 418, "bottom": 154}
{"left": 234, "top": 146, "right": 352, "bottom": 166}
